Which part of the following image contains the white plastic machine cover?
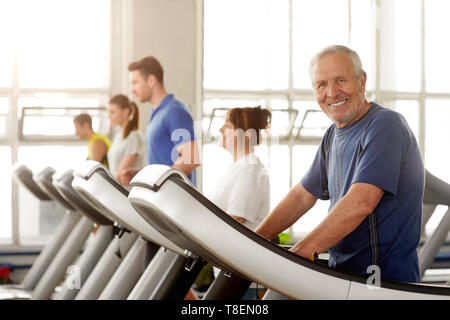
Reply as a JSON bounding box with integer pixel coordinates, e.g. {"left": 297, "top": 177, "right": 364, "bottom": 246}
{"left": 128, "top": 164, "right": 450, "bottom": 300}
{"left": 71, "top": 160, "right": 185, "bottom": 256}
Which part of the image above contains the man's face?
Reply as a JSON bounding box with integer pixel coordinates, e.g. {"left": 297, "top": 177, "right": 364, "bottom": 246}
{"left": 74, "top": 121, "right": 89, "bottom": 140}
{"left": 130, "top": 70, "right": 152, "bottom": 103}
{"left": 312, "top": 53, "right": 367, "bottom": 128}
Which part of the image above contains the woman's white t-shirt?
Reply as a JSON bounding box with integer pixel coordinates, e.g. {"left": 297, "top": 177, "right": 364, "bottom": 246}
{"left": 207, "top": 153, "right": 270, "bottom": 231}
{"left": 107, "top": 130, "right": 146, "bottom": 177}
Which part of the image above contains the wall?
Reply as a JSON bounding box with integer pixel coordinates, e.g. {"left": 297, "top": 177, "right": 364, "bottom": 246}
{"left": 113, "top": 0, "right": 202, "bottom": 133}
{"left": 1, "top": 0, "right": 204, "bottom": 284}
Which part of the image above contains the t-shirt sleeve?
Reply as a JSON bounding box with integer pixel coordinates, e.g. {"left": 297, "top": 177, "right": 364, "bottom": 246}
{"left": 166, "top": 106, "right": 196, "bottom": 149}
{"left": 300, "top": 131, "right": 331, "bottom": 200}
{"left": 352, "top": 118, "right": 406, "bottom": 196}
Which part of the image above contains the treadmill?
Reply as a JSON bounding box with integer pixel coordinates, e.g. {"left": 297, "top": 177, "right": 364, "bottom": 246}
{"left": 0, "top": 165, "right": 81, "bottom": 300}
{"left": 31, "top": 169, "right": 115, "bottom": 300}
{"left": 419, "top": 170, "right": 450, "bottom": 284}
{"left": 73, "top": 160, "right": 159, "bottom": 300}
{"left": 71, "top": 160, "right": 201, "bottom": 300}
{"left": 128, "top": 164, "right": 450, "bottom": 300}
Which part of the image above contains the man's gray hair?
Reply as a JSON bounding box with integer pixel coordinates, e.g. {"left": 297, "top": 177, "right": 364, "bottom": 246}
{"left": 309, "top": 45, "right": 364, "bottom": 85}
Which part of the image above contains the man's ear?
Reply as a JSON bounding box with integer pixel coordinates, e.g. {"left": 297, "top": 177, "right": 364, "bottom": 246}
{"left": 84, "top": 122, "right": 93, "bottom": 132}
{"left": 146, "top": 74, "right": 156, "bottom": 88}
{"left": 360, "top": 71, "right": 367, "bottom": 91}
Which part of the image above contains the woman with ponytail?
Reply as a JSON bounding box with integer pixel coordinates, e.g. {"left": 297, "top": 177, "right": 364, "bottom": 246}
{"left": 186, "top": 106, "right": 272, "bottom": 300}
{"left": 106, "top": 94, "right": 146, "bottom": 183}
{"left": 208, "top": 105, "right": 272, "bottom": 230}
{"left": 185, "top": 106, "right": 272, "bottom": 300}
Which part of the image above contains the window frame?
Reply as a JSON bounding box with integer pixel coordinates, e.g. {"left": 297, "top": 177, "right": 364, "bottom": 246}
{"left": 0, "top": 0, "right": 117, "bottom": 245}
{"left": 201, "top": 0, "right": 450, "bottom": 239}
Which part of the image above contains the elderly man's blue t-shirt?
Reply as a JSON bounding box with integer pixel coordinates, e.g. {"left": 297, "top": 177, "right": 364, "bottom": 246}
{"left": 301, "top": 103, "right": 424, "bottom": 283}
{"left": 145, "top": 94, "right": 196, "bottom": 185}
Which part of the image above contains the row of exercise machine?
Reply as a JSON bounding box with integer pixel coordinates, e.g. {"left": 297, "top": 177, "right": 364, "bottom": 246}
{"left": 1, "top": 160, "right": 450, "bottom": 300}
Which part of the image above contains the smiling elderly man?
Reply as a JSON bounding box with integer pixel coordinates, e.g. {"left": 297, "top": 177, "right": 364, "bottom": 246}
{"left": 255, "top": 45, "right": 425, "bottom": 283}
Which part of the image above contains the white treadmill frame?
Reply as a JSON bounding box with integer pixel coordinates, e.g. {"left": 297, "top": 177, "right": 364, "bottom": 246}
{"left": 128, "top": 165, "right": 450, "bottom": 300}
{"left": 72, "top": 160, "right": 185, "bottom": 256}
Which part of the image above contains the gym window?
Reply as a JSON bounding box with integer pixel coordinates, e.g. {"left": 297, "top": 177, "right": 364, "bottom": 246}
{"left": 202, "top": 0, "right": 450, "bottom": 239}
{"left": 0, "top": 0, "right": 112, "bottom": 244}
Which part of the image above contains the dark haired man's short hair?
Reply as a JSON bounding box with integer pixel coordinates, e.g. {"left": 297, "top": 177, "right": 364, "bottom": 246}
{"left": 128, "top": 56, "right": 164, "bottom": 85}
{"left": 73, "top": 113, "right": 92, "bottom": 128}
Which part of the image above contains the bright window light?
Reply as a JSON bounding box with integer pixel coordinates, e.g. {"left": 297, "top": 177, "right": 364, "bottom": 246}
{"left": 292, "top": 0, "right": 349, "bottom": 89}
{"left": 1, "top": 0, "right": 111, "bottom": 243}
{"left": 425, "top": 0, "right": 450, "bottom": 93}
{"left": 203, "top": 0, "right": 289, "bottom": 90}
{"left": 18, "top": 96, "right": 109, "bottom": 138}
{"left": 17, "top": 146, "right": 88, "bottom": 243}
{"left": 383, "top": 100, "right": 420, "bottom": 141}
{"left": 425, "top": 100, "right": 450, "bottom": 183}
{"left": 0, "top": 98, "right": 8, "bottom": 114}
{"left": 0, "top": 147, "right": 12, "bottom": 241}
{"left": 0, "top": 98, "right": 8, "bottom": 136}
{"left": 199, "top": 0, "right": 450, "bottom": 239}
{"left": 203, "top": 98, "right": 266, "bottom": 117}
{"left": 350, "top": 0, "right": 374, "bottom": 91}
{"left": 0, "top": 1, "right": 14, "bottom": 88}
{"left": 13, "top": 0, "right": 111, "bottom": 89}
{"left": 18, "top": 146, "right": 88, "bottom": 176}
{"left": 291, "top": 145, "right": 330, "bottom": 237}
{"left": 424, "top": 205, "right": 448, "bottom": 237}
{"left": 259, "top": 144, "right": 290, "bottom": 211}
{"left": 379, "top": 0, "right": 421, "bottom": 92}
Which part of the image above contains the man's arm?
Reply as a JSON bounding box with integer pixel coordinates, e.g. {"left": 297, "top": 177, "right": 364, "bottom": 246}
{"left": 115, "top": 140, "right": 199, "bottom": 186}
{"left": 90, "top": 140, "right": 108, "bottom": 162}
{"left": 290, "top": 182, "right": 384, "bottom": 259}
{"left": 255, "top": 183, "right": 318, "bottom": 240}
{"left": 172, "top": 140, "right": 200, "bottom": 176}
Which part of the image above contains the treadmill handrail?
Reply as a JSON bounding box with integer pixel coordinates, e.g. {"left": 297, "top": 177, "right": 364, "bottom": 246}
{"left": 12, "top": 163, "right": 52, "bottom": 201}
{"left": 73, "top": 160, "right": 129, "bottom": 197}
{"left": 423, "top": 170, "right": 450, "bottom": 206}
{"left": 34, "top": 167, "right": 75, "bottom": 210}
{"left": 53, "top": 170, "right": 113, "bottom": 226}
{"left": 130, "top": 164, "right": 193, "bottom": 191}
{"left": 72, "top": 163, "right": 186, "bottom": 255}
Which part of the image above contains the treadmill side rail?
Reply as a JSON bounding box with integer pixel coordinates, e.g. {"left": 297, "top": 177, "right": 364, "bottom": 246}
{"left": 130, "top": 164, "right": 193, "bottom": 191}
